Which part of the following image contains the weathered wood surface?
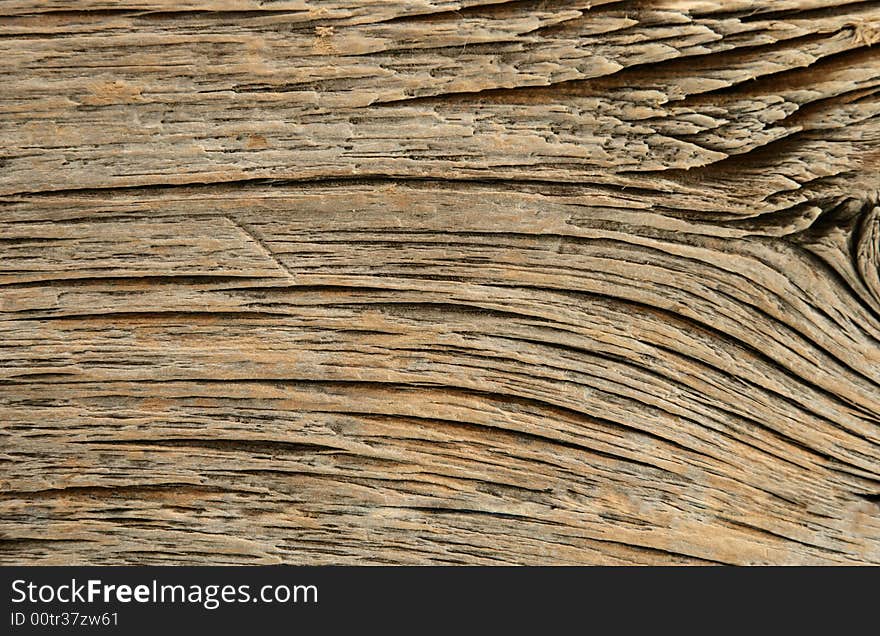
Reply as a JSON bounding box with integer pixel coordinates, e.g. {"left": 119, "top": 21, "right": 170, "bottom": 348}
{"left": 1, "top": 0, "right": 879, "bottom": 565}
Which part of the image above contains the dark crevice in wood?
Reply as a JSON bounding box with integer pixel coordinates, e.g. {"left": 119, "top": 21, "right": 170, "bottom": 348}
{"left": 733, "top": 0, "right": 880, "bottom": 22}
{"left": 0, "top": 483, "right": 237, "bottom": 501}
{"left": 0, "top": 174, "right": 657, "bottom": 199}
{"left": 855, "top": 492, "right": 880, "bottom": 504}
{"left": 71, "top": 437, "right": 344, "bottom": 455}
{"left": 721, "top": 517, "right": 854, "bottom": 556}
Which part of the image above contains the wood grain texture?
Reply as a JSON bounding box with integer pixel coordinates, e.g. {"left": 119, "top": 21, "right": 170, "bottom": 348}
{"left": 1, "top": 0, "right": 879, "bottom": 565}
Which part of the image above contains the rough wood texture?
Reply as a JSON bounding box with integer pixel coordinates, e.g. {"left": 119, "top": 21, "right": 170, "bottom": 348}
{"left": 1, "top": 0, "right": 879, "bottom": 565}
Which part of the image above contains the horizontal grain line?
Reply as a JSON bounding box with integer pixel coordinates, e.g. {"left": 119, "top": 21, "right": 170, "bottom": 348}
{"left": 70, "top": 437, "right": 344, "bottom": 455}
{"left": 0, "top": 174, "right": 665, "bottom": 200}
{"left": 0, "top": 483, "right": 244, "bottom": 500}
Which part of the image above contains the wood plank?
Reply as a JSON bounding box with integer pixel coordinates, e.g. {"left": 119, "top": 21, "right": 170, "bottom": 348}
{"left": 1, "top": 0, "right": 879, "bottom": 564}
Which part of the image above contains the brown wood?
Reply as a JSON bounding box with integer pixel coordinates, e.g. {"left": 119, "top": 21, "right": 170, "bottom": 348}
{"left": 1, "top": 0, "right": 879, "bottom": 565}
